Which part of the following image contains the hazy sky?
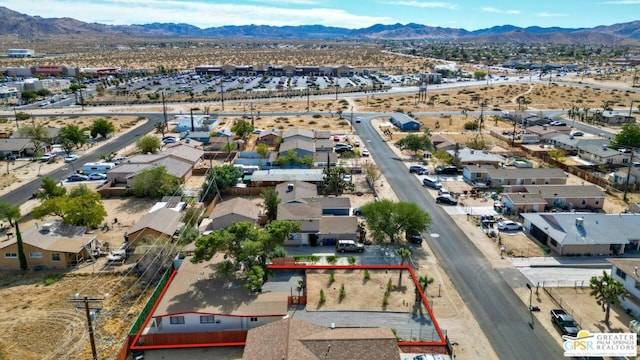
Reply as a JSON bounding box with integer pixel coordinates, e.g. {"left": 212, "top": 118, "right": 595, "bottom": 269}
{"left": 6, "top": 0, "right": 640, "bottom": 30}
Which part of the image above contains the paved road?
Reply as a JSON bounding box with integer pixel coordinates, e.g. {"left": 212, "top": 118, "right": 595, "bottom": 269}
{"left": 355, "top": 115, "right": 563, "bottom": 359}
{"left": 0, "top": 114, "right": 160, "bottom": 206}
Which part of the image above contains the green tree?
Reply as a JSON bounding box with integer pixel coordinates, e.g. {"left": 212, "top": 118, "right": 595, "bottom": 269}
{"left": 473, "top": 71, "right": 487, "bottom": 80}
{"left": 360, "top": 200, "right": 431, "bottom": 244}
{"left": 231, "top": 119, "right": 254, "bottom": 140}
{"left": 57, "top": 124, "right": 87, "bottom": 153}
{"left": 136, "top": 134, "right": 162, "bottom": 154}
{"left": 589, "top": 271, "right": 626, "bottom": 325}
{"left": 322, "top": 166, "right": 355, "bottom": 196}
{"left": 612, "top": 123, "right": 640, "bottom": 149}
{"left": 154, "top": 121, "right": 167, "bottom": 137}
{"left": 90, "top": 118, "right": 115, "bottom": 139}
{"left": 36, "top": 88, "right": 52, "bottom": 98}
{"left": 432, "top": 149, "right": 453, "bottom": 165}
{"left": 0, "top": 203, "right": 26, "bottom": 270}
{"left": 32, "top": 185, "right": 107, "bottom": 227}
{"left": 37, "top": 177, "right": 66, "bottom": 200}
{"left": 15, "top": 112, "right": 31, "bottom": 121}
{"left": 395, "top": 134, "right": 432, "bottom": 156}
{"left": 274, "top": 149, "right": 313, "bottom": 167}
{"left": 415, "top": 275, "right": 435, "bottom": 302}
{"left": 201, "top": 165, "right": 243, "bottom": 203}
{"left": 128, "top": 166, "right": 181, "bottom": 198}
{"left": 21, "top": 90, "right": 37, "bottom": 103}
{"left": 260, "top": 187, "right": 280, "bottom": 221}
{"left": 18, "top": 123, "right": 49, "bottom": 156}
{"left": 548, "top": 148, "right": 567, "bottom": 162}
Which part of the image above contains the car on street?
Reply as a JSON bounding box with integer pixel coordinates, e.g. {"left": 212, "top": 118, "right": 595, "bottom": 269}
{"left": 436, "top": 165, "right": 459, "bottom": 175}
{"left": 39, "top": 101, "right": 50, "bottom": 107}
{"left": 87, "top": 173, "right": 107, "bottom": 181}
{"left": 409, "top": 165, "right": 428, "bottom": 174}
{"left": 497, "top": 220, "right": 523, "bottom": 231}
{"left": 355, "top": 116, "right": 362, "bottom": 123}
{"left": 571, "top": 131, "right": 584, "bottom": 137}
{"left": 67, "top": 174, "right": 88, "bottom": 182}
{"left": 63, "top": 154, "right": 78, "bottom": 163}
{"left": 361, "top": 149, "right": 370, "bottom": 157}
{"left": 436, "top": 195, "right": 457, "bottom": 205}
{"left": 335, "top": 239, "right": 365, "bottom": 253}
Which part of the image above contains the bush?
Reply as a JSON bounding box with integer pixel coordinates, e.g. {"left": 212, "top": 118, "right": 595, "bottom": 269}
{"left": 44, "top": 275, "right": 59, "bottom": 286}
{"left": 338, "top": 120, "right": 349, "bottom": 126}
{"left": 329, "top": 269, "right": 335, "bottom": 283}
{"left": 464, "top": 121, "right": 479, "bottom": 130}
{"left": 320, "top": 289, "right": 326, "bottom": 304}
{"left": 326, "top": 255, "right": 338, "bottom": 265}
{"left": 364, "top": 269, "right": 370, "bottom": 280}
{"left": 312, "top": 114, "right": 322, "bottom": 118}
{"left": 347, "top": 256, "right": 356, "bottom": 265}
{"left": 382, "top": 293, "right": 389, "bottom": 306}
{"left": 339, "top": 284, "right": 346, "bottom": 300}
{"left": 386, "top": 279, "right": 393, "bottom": 294}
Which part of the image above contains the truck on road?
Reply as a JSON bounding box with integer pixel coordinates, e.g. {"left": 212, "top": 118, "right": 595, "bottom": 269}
{"left": 551, "top": 309, "right": 579, "bottom": 337}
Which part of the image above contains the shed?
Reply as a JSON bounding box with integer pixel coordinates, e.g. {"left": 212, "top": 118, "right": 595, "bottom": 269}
{"left": 390, "top": 113, "right": 421, "bottom": 131}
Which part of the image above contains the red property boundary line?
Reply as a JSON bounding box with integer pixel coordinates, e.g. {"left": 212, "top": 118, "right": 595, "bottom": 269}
{"left": 130, "top": 263, "right": 447, "bottom": 351}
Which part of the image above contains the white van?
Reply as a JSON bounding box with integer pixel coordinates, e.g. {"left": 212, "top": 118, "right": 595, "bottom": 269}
{"left": 82, "top": 162, "right": 116, "bottom": 174}
{"left": 422, "top": 176, "right": 442, "bottom": 189}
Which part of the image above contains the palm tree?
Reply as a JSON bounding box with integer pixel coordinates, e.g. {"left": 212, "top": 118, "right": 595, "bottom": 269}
{"left": 396, "top": 247, "right": 412, "bottom": 286}
{"left": 415, "top": 275, "right": 435, "bottom": 302}
{"left": 589, "top": 270, "right": 626, "bottom": 325}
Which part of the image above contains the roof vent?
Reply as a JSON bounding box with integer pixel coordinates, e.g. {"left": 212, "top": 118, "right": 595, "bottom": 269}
{"left": 41, "top": 223, "right": 53, "bottom": 233}
{"left": 287, "top": 183, "right": 294, "bottom": 192}
{"left": 575, "top": 217, "right": 584, "bottom": 226}
{"left": 602, "top": 144, "right": 608, "bottom": 151}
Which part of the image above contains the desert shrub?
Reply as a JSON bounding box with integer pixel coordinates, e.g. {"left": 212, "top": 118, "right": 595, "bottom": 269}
{"left": 329, "top": 269, "right": 335, "bottom": 283}
{"left": 326, "top": 255, "right": 338, "bottom": 265}
{"left": 464, "top": 121, "right": 479, "bottom": 130}
{"left": 347, "top": 256, "right": 356, "bottom": 265}
{"left": 312, "top": 114, "right": 321, "bottom": 118}
{"left": 364, "top": 269, "right": 370, "bottom": 280}
{"left": 320, "top": 289, "right": 326, "bottom": 304}
{"left": 339, "top": 284, "right": 346, "bottom": 300}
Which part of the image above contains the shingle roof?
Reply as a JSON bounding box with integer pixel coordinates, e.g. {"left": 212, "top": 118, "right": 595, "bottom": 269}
{"left": 128, "top": 207, "right": 183, "bottom": 236}
{"left": 608, "top": 258, "right": 640, "bottom": 282}
{"left": 503, "top": 192, "right": 547, "bottom": 205}
{"left": 446, "top": 148, "right": 503, "bottom": 163}
{"left": 0, "top": 138, "right": 32, "bottom": 152}
{"left": 243, "top": 318, "right": 399, "bottom": 360}
{"left": 523, "top": 185, "right": 605, "bottom": 199}
{"left": 276, "top": 181, "right": 318, "bottom": 203}
{"left": 319, "top": 216, "right": 358, "bottom": 234}
{"left": 303, "top": 197, "right": 351, "bottom": 209}
{"left": 277, "top": 203, "right": 322, "bottom": 220}
{"left": 210, "top": 197, "right": 260, "bottom": 220}
{"left": 0, "top": 222, "right": 94, "bottom": 253}
{"left": 282, "top": 128, "right": 315, "bottom": 139}
{"left": 165, "top": 142, "right": 204, "bottom": 163}
{"left": 279, "top": 139, "right": 316, "bottom": 154}
{"left": 487, "top": 167, "right": 567, "bottom": 180}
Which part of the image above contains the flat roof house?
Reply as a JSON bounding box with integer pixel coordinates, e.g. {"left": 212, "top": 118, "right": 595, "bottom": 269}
{"left": 521, "top": 213, "right": 640, "bottom": 256}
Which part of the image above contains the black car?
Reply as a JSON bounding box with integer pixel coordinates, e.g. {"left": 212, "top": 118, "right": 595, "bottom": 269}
{"left": 436, "top": 165, "right": 459, "bottom": 175}
{"left": 334, "top": 145, "right": 353, "bottom": 153}
{"left": 407, "top": 235, "right": 423, "bottom": 245}
{"left": 67, "top": 174, "right": 89, "bottom": 182}
{"left": 436, "top": 195, "right": 458, "bottom": 205}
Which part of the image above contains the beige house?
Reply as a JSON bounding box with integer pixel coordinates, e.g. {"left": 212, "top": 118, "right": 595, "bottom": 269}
{"left": 243, "top": 318, "right": 400, "bottom": 360}
{"left": 0, "top": 222, "right": 98, "bottom": 271}
{"left": 486, "top": 167, "right": 567, "bottom": 187}
{"left": 199, "top": 197, "right": 260, "bottom": 233}
{"left": 502, "top": 185, "right": 606, "bottom": 213}
{"left": 127, "top": 207, "right": 183, "bottom": 247}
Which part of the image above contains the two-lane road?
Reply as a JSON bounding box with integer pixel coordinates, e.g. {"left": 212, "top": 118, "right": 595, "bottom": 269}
{"left": 355, "top": 115, "right": 563, "bottom": 359}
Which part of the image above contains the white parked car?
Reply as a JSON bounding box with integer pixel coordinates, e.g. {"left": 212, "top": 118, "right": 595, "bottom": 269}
{"left": 361, "top": 149, "right": 370, "bottom": 157}
{"left": 87, "top": 173, "right": 107, "bottom": 181}
{"left": 497, "top": 220, "right": 523, "bottom": 231}
{"left": 63, "top": 154, "right": 78, "bottom": 163}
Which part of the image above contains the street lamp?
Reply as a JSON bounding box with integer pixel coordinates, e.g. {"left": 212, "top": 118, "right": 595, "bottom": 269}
{"left": 189, "top": 107, "right": 200, "bottom": 132}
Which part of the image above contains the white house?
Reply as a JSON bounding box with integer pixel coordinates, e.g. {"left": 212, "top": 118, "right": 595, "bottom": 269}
{"left": 609, "top": 258, "right": 640, "bottom": 319}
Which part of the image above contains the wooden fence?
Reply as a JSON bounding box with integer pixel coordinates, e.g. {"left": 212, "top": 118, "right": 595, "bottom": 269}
{"left": 136, "top": 330, "right": 247, "bottom": 347}
{"left": 288, "top": 295, "right": 308, "bottom": 305}
{"left": 204, "top": 193, "right": 222, "bottom": 218}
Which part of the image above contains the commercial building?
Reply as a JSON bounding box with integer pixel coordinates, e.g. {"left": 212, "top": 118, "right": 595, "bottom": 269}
{"left": 7, "top": 49, "right": 34, "bottom": 58}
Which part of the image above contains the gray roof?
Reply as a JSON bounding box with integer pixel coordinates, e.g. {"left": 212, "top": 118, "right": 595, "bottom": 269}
{"left": 252, "top": 169, "right": 325, "bottom": 183}
{"left": 276, "top": 181, "right": 318, "bottom": 203}
{"left": 521, "top": 213, "right": 640, "bottom": 246}
{"left": 128, "top": 207, "right": 183, "bottom": 236}
{"left": 487, "top": 167, "right": 567, "bottom": 180}
{"left": 390, "top": 113, "right": 420, "bottom": 126}
{"left": 282, "top": 128, "right": 314, "bottom": 139}
{"left": 164, "top": 143, "right": 204, "bottom": 163}
{"left": 503, "top": 192, "right": 547, "bottom": 205}
{"left": 303, "top": 196, "right": 351, "bottom": 209}
{"left": 150, "top": 158, "right": 193, "bottom": 179}
{"left": 314, "top": 130, "right": 332, "bottom": 139}
{"left": 313, "top": 152, "right": 338, "bottom": 166}
{"left": 319, "top": 216, "right": 358, "bottom": 234}
{"left": 447, "top": 148, "right": 503, "bottom": 163}
{"left": 258, "top": 128, "right": 281, "bottom": 139}
{"left": 279, "top": 139, "right": 315, "bottom": 154}
{"left": 314, "top": 138, "right": 334, "bottom": 150}
{"left": 277, "top": 202, "right": 322, "bottom": 220}
{"left": 0, "top": 222, "right": 94, "bottom": 253}
{"left": 210, "top": 197, "right": 260, "bottom": 221}
{"left": 0, "top": 138, "right": 33, "bottom": 152}
{"left": 523, "top": 185, "right": 605, "bottom": 199}
{"left": 579, "top": 143, "right": 626, "bottom": 158}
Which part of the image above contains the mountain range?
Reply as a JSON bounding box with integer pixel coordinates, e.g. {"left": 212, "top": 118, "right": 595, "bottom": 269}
{"left": 1, "top": 6, "right": 639, "bottom": 44}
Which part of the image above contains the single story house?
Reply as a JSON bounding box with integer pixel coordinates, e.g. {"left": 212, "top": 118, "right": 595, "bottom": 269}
{"left": 462, "top": 164, "right": 494, "bottom": 187}
{"left": 242, "top": 318, "right": 400, "bottom": 360}
{"left": 526, "top": 125, "right": 567, "bottom": 142}
{"left": 126, "top": 207, "right": 183, "bottom": 247}
{"left": 251, "top": 169, "right": 325, "bottom": 187}
{"left": 282, "top": 128, "right": 315, "bottom": 142}
{"left": 199, "top": 197, "right": 260, "bottom": 233}
{"left": 182, "top": 131, "right": 212, "bottom": 145}
{"left": 164, "top": 143, "right": 204, "bottom": 164}
{"left": 0, "top": 138, "right": 34, "bottom": 157}
{"left": 577, "top": 144, "right": 631, "bottom": 165}
{"left": 390, "top": 113, "right": 421, "bottom": 131}
{"left": 106, "top": 163, "right": 153, "bottom": 185}
{"left": 312, "top": 152, "right": 338, "bottom": 168}
{"left": 278, "top": 139, "right": 315, "bottom": 158}
{"left": 314, "top": 138, "right": 334, "bottom": 152}
{"left": 256, "top": 129, "right": 281, "bottom": 146}
{"left": 204, "top": 137, "right": 232, "bottom": 151}
{"left": 0, "top": 222, "right": 98, "bottom": 271}
{"left": 593, "top": 111, "right": 636, "bottom": 125}
{"left": 486, "top": 167, "right": 568, "bottom": 187}
{"left": 447, "top": 148, "right": 503, "bottom": 167}
{"left": 501, "top": 193, "right": 548, "bottom": 214}
{"left": 277, "top": 202, "right": 322, "bottom": 245}
{"left": 144, "top": 253, "right": 288, "bottom": 336}
{"left": 174, "top": 114, "right": 210, "bottom": 132}
{"left": 314, "top": 130, "right": 332, "bottom": 140}
{"left": 520, "top": 213, "right": 640, "bottom": 256}
{"left": 276, "top": 181, "right": 318, "bottom": 203}
{"left": 610, "top": 166, "right": 640, "bottom": 186}
{"left": 303, "top": 197, "right": 352, "bottom": 216}
{"left": 318, "top": 216, "right": 358, "bottom": 244}
{"left": 434, "top": 140, "right": 458, "bottom": 152}
{"left": 608, "top": 258, "right": 640, "bottom": 319}
{"left": 502, "top": 185, "right": 605, "bottom": 212}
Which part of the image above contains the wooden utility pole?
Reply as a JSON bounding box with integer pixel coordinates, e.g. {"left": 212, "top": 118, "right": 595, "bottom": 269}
{"left": 69, "top": 295, "right": 106, "bottom": 360}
